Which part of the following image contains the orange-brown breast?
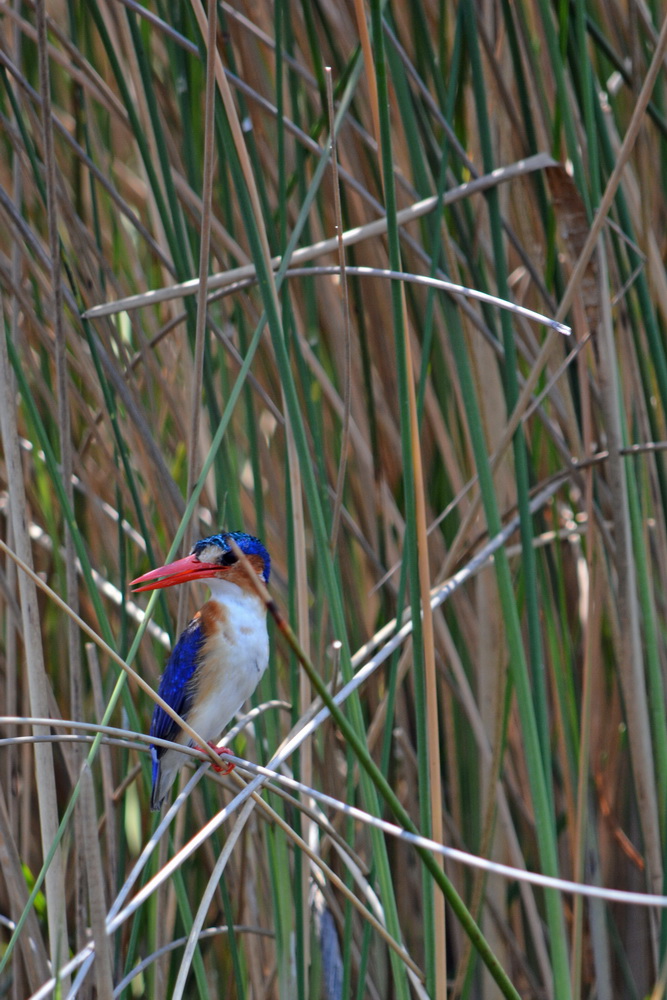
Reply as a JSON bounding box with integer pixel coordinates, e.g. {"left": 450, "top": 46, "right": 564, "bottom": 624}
{"left": 199, "top": 599, "right": 231, "bottom": 642}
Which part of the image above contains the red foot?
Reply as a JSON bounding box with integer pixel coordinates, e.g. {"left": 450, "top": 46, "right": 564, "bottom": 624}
{"left": 206, "top": 742, "right": 235, "bottom": 774}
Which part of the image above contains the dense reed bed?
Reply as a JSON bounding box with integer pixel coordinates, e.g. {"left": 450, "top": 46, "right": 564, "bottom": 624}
{"left": 1, "top": 0, "right": 667, "bottom": 997}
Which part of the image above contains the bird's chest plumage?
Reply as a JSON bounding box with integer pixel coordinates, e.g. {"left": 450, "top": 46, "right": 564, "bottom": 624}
{"left": 185, "top": 590, "right": 269, "bottom": 742}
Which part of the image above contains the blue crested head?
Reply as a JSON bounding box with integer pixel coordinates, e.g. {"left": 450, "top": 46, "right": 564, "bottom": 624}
{"left": 191, "top": 531, "right": 271, "bottom": 583}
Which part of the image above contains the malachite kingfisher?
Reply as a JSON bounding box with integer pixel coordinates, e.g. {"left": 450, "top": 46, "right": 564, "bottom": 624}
{"left": 131, "top": 531, "right": 270, "bottom": 811}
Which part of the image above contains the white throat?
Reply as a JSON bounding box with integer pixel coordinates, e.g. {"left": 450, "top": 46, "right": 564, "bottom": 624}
{"left": 206, "top": 576, "right": 262, "bottom": 608}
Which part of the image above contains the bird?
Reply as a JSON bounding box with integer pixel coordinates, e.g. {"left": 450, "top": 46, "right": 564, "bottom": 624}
{"left": 130, "top": 531, "right": 271, "bottom": 811}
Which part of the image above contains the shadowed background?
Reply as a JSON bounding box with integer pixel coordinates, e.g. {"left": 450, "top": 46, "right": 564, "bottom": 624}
{"left": 1, "top": 1, "right": 667, "bottom": 998}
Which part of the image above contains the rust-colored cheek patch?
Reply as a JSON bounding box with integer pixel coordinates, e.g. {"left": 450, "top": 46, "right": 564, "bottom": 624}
{"left": 220, "top": 555, "right": 266, "bottom": 591}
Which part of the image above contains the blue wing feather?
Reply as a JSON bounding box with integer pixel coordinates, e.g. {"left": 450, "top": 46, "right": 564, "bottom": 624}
{"left": 149, "top": 615, "right": 205, "bottom": 754}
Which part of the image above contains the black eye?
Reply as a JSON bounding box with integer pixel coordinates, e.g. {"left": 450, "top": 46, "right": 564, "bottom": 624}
{"left": 220, "top": 551, "right": 237, "bottom": 567}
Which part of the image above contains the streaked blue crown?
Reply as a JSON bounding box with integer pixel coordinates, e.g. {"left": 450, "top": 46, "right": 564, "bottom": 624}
{"left": 192, "top": 531, "right": 271, "bottom": 583}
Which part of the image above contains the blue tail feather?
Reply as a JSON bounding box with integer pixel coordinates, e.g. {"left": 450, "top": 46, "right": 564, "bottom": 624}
{"left": 150, "top": 747, "right": 163, "bottom": 811}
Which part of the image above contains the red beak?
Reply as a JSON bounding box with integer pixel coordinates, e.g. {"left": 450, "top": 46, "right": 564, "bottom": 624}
{"left": 130, "top": 554, "right": 219, "bottom": 593}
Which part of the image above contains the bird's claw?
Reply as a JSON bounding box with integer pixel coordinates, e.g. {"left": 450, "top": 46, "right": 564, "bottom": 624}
{"left": 206, "top": 742, "right": 235, "bottom": 774}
